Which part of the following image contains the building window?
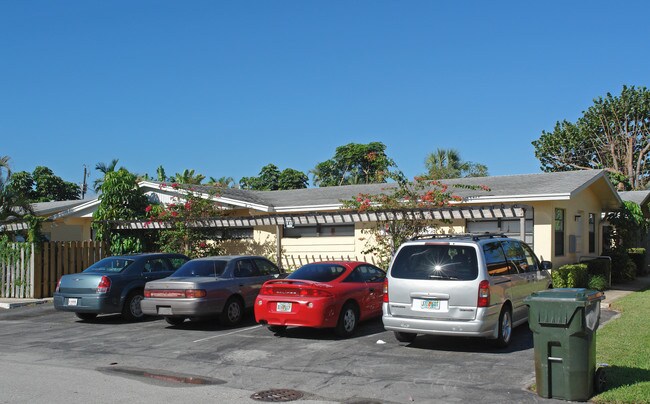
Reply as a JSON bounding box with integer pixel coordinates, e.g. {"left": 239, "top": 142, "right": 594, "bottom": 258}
{"left": 589, "top": 213, "right": 596, "bottom": 253}
{"left": 284, "top": 224, "right": 355, "bottom": 238}
{"left": 555, "top": 208, "right": 565, "bottom": 256}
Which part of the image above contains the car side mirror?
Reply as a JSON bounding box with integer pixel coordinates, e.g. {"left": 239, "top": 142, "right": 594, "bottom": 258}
{"left": 541, "top": 260, "right": 553, "bottom": 270}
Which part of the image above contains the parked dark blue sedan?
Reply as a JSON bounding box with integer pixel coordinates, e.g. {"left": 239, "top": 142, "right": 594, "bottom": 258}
{"left": 53, "top": 253, "right": 190, "bottom": 321}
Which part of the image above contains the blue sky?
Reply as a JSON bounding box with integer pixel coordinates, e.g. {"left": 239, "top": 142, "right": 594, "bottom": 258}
{"left": 2, "top": 1, "right": 649, "bottom": 192}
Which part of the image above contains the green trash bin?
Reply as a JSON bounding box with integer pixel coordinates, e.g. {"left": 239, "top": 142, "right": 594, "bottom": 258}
{"left": 524, "top": 288, "right": 605, "bottom": 401}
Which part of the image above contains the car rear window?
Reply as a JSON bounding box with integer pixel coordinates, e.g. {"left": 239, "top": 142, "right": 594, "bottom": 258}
{"left": 171, "top": 260, "right": 227, "bottom": 277}
{"left": 287, "top": 263, "right": 346, "bottom": 282}
{"left": 83, "top": 257, "right": 135, "bottom": 273}
{"left": 390, "top": 244, "right": 478, "bottom": 280}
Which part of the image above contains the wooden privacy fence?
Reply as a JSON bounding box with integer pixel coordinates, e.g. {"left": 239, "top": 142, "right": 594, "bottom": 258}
{"left": 0, "top": 241, "right": 108, "bottom": 299}
{"left": 280, "top": 254, "right": 380, "bottom": 271}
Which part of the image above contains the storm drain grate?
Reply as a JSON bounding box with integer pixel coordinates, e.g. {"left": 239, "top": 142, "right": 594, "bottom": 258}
{"left": 251, "top": 389, "right": 305, "bottom": 402}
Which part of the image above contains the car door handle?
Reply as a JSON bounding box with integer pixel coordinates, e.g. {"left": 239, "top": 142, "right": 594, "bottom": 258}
{"left": 369, "top": 288, "right": 376, "bottom": 293}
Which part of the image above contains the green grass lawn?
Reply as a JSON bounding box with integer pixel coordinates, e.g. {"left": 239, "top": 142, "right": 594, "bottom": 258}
{"left": 592, "top": 288, "right": 650, "bottom": 403}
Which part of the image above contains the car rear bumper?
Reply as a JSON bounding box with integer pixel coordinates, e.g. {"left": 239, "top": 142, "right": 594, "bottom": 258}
{"left": 382, "top": 304, "right": 499, "bottom": 339}
{"left": 53, "top": 293, "right": 118, "bottom": 314}
{"left": 140, "top": 297, "right": 224, "bottom": 317}
{"left": 254, "top": 296, "right": 338, "bottom": 328}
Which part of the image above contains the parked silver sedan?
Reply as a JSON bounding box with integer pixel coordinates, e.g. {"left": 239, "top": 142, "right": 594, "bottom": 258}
{"left": 141, "top": 255, "right": 285, "bottom": 326}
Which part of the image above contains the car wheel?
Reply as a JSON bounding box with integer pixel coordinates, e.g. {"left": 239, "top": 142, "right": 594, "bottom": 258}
{"left": 335, "top": 303, "right": 359, "bottom": 338}
{"left": 394, "top": 331, "right": 417, "bottom": 343}
{"left": 165, "top": 317, "right": 185, "bottom": 326}
{"left": 493, "top": 307, "right": 513, "bottom": 347}
{"left": 220, "top": 297, "right": 244, "bottom": 326}
{"left": 122, "top": 291, "right": 146, "bottom": 321}
{"left": 75, "top": 312, "right": 97, "bottom": 321}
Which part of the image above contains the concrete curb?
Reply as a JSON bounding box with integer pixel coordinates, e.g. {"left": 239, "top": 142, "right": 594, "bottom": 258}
{"left": 0, "top": 298, "right": 53, "bottom": 310}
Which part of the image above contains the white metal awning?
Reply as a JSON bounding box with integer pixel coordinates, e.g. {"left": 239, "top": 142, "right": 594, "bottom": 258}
{"left": 110, "top": 205, "right": 529, "bottom": 230}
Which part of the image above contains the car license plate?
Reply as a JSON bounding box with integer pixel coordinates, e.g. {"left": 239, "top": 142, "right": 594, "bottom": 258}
{"left": 67, "top": 298, "right": 78, "bottom": 306}
{"left": 420, "top": 299, "right": 440, "bottom": 310}
{"left": 276, "top": 302, "right": 292, "bottom": 312}
{"left": 158, "top": 307, "right": 173, "bottom": 315}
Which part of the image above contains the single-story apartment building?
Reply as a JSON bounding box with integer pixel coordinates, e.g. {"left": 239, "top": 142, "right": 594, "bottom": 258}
{"left": 6, "top": 169, "right": 623, "bottom": 269}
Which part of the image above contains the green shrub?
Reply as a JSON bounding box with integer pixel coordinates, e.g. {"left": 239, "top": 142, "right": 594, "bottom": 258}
{"left": 551, "top": 265, "right": 569, "bottom": 288}
{"left": 552, "top": 264, "right": 588, "bottom": 288}
{"left": 586, "top": 258, "right": 611, "bottom": 282}
{"left": 608, "top": 250, "right": 638, "bottom": 282}
{"left": 627, "top": 248, "right": 647, "bottom": 275}
{"left": 588, "top": 275, "right": 608, "bottom": 291}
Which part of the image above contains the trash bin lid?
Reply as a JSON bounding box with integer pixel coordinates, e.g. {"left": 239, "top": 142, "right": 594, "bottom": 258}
{"left": 524, "top": 288, "right": 605, "bottom": 303}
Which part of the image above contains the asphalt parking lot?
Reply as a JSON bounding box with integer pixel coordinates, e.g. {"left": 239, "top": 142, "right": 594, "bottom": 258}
{"left": 0, "top": 303, "right": 614, "bottom": 403}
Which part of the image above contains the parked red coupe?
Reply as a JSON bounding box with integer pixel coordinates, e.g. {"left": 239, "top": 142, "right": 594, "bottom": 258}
{"left": 254, "top": 261, "right": 385, "bottom": 337}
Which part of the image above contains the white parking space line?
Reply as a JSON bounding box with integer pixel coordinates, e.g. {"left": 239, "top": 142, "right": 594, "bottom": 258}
{"left": 193, "top": 325, "right": 262, "bottom": 343}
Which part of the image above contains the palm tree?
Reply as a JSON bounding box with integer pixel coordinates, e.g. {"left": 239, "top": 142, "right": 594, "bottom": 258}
{"left": 172, "top": 169, "right": 205, "bottom": 185}
{"left": 424, "top": 148, "right": 463, "bottom": 179}
{"left": 93, "top": 159, "right": 120, "bottom": 192}
{"left": 207, "top": 176, "right": 235, "bottom": 188}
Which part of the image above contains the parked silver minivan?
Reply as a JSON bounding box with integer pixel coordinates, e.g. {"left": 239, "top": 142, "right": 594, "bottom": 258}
{"left": 382, "top": 234, "right": 552, "bottom": 347}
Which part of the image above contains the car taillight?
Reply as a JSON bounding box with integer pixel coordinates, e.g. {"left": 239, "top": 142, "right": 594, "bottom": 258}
{"left": 97, "top": 276, "right": 111, "bottom": 294}
{"left": 383, "top": 278, "right": 388, "bottom": 303}
{"left": 185, "top": 289, "right": 207, "bottom": 298}
{"left": 55, "top": 278, "right": 62, "bottom": 293}
{"left": 477, "top": 280, "right": 490, "bottom": 307}
{"left": 144, "top": 290, "right": 152, "bottom": 298}
{"left": 259, "top": 285, "right": 273, "bottom": 295}
{"left": 299, "top": 288, "right": 332, "bottom": 297}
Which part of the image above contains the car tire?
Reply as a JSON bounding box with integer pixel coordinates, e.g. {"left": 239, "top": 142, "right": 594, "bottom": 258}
{"left": 122, "top": 290, "right": 146, "bottom": 322}
{"left": 220, "top": 296, "right": 244, "bottom": 326}
{"left": 394, "top": 331, "right": 417, "bottom": 343}
{"left": 493, "top": 306, "right": 513, "bottom": 348}
{"left": 267, "top": 325, "right": 287, "bottom": 334}
{"left": 75, "top": 312, "right": 97, "bottom": 321}
{"left": 165, "top": 317, "right": 185, "bottom": 326}
{"left": 335, "top": 303, "right": 359, "bottom": 338}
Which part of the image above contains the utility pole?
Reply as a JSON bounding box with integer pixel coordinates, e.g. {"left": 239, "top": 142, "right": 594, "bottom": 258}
{"left": 81, "top": 165, "right": 89, "bottom": 199}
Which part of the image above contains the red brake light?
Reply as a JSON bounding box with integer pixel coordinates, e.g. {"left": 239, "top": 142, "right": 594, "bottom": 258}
{"left": 383, "top": 278, "right": 388, "bottom": 303}
{"left": 144, "top": 290, "right": 151, "bottom": 298}
{"left": 97, "top": 276, "right": 111, "bottom": 294}
{"left": 299, "top": 288, "right": 332, "bottom": 297}
{"left": 259, "top": 285, "right": 273, "bottom": 295}
{"left": 55, "top": 278, "right": 62, "bottom": 293}
{"left": 477, "top": 280, "right": 490, "bottom": 307}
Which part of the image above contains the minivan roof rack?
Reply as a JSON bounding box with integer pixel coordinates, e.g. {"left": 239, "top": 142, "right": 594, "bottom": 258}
{"left": 410, "top": 233, "right": 509, "bottom": 241}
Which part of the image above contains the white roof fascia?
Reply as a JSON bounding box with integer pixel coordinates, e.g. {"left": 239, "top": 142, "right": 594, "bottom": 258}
{"left": 464, "top": 194, "right": 572, "bottom": 203}
{"left": 49, "top": 199, "right": 100, "bottom": 220}
{"left": 140, "top": 181, "right": 272, "bottom": 213}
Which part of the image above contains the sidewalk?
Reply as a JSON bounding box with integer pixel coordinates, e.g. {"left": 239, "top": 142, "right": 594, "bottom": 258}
{"left": 1, "top": 275, "right": 649, "bottom": 310}
{"left": 600, "top": 273, "right": 650, "bottom": 308}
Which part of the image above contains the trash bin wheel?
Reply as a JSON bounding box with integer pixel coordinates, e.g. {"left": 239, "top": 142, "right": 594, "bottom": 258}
{"left": 594, "top": 367, "right": 606, "bottom": 393}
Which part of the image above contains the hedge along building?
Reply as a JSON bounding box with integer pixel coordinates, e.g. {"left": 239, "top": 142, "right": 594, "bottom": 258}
{"left": 90, "top": 169, "right": 620, "bottom": 269}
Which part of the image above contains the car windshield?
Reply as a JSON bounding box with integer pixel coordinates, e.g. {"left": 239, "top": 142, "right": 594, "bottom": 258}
{"left": 287, "top": 263, "right": 346, "bottom": 282}
{"left": 171, "top": 260, "right": 227, "bottom": 277}
{"left": 83, "top": 257, "right": 135, "bottom": 273}
{"left": 391, "top": 244, "right": 478, "bottom": 280}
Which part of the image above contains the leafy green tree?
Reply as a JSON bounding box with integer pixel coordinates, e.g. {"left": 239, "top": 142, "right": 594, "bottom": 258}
{"left": 278, "top": 168, "right": 308, "bottom": 189}
{"left": 20, "top": 166, "right": 80, "bottom": 202}
{"left": 423, "top": 148, "right": 488, "bottom": 179}
{"left": 533, "top": 85, "right": 650, "bottom": 190}
{"left": 172, "top": 169, "right": 205, "bottom": 185}
{"left": 93, "top": 159, "right": 121, "bottom": 192}
{"left": 240, "top": 164, "right": 308, "bottom": 190}
{"left": 6, "top": 171, "right": 36, "bottom": 201}
{"left": 311, "top": 142, "right": 400, "bottom": 187}
{"left": 0, "top": 156, "right": 33, "bottom": 223}
{"left": 92, "top": 169, "right": 148, "bottom": 254}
